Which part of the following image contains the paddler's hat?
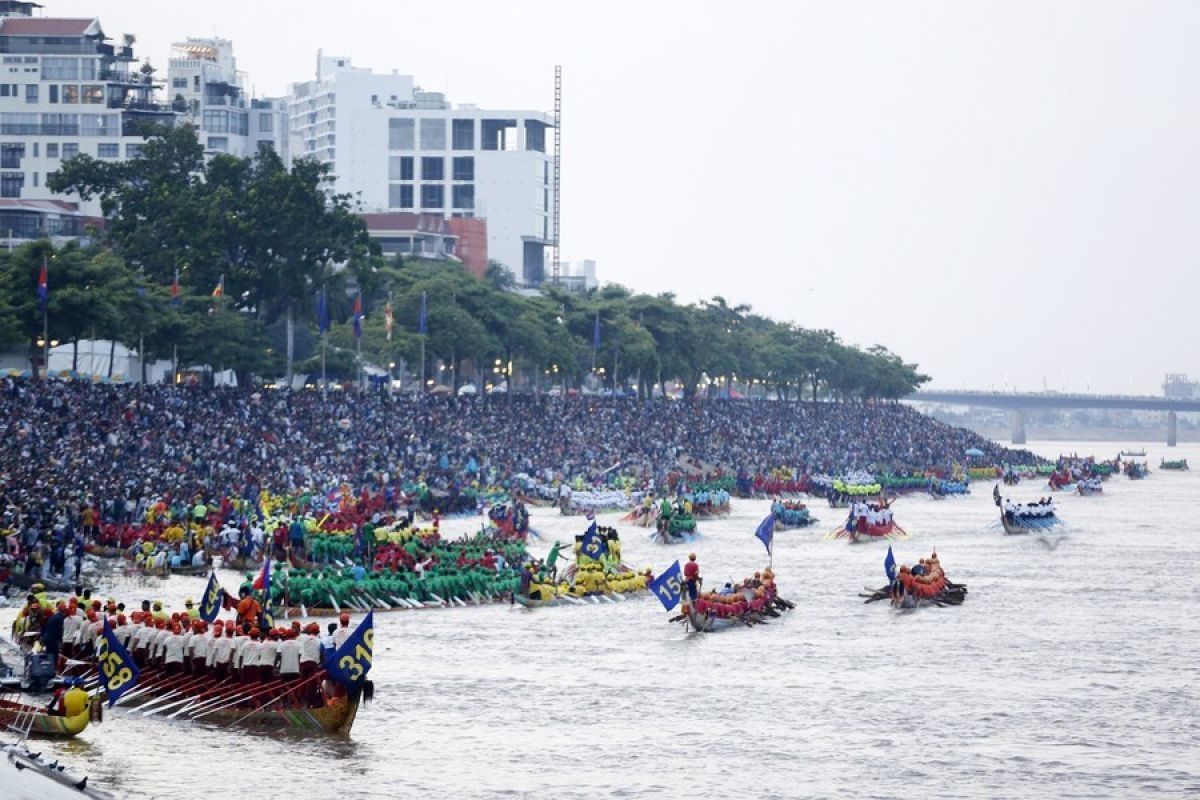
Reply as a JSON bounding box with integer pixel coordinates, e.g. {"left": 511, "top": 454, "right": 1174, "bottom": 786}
{"left": 152, "top": 600, "right": 163, "bottom": 610}
{"left": 185, "top": 598, "right": 194, "bottom": 607}
{"left": 688, "top": 553, "right": 696, "bottom": 561}
{"left": 31, "top": 583, "right": 43, "bottom": 592}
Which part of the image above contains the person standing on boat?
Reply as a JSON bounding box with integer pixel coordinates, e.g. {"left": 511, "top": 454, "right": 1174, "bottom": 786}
{"left": 545, "top": 541, "right": 568, "bottom": 581}
{"left": 683, "top": 552, "right": 701, "bottom": 602}
{"left": 39, "top": 601, "right": 66, "bottom": 666}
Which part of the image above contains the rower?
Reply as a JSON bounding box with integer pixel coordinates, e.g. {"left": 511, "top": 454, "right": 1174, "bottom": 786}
{"left": 683, "top": 552, "right": 701, "bottom": 602}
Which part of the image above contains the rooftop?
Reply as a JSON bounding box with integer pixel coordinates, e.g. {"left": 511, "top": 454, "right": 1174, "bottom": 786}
{"left": 0, "top": 16, "right": 99, "bottom": 37}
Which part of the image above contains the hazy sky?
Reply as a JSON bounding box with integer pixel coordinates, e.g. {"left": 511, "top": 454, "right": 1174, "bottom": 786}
{"left": 52, "top": 1, "right": 1200, "bottom": 395}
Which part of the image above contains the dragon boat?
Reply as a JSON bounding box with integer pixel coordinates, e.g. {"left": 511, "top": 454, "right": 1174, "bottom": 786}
{"left": 1120, "top": 448, "right": 1147, "bottom": 457}
{"left": 772, "top": 503, "right": 817, "bottom": 530}
{"left": 1124, "top": 462, "right": 1149, "bottom": 480}
{"left": 104, "top": 666, "right": 362, "bottom": 734}
{"left": 999, "top": 508, "right": 1061, "bottom": 535}
{"left": 1076, "top": 481, "right": 1103, "bottom": 496}
{"left": 860, "top": 563, "right": 967, "bottom": 609}
{"left": 0, "top": 683, "right": 97, "bottom": 739}
{"left": 671, "top": 569, "right": 792, "bottom": 633}
{"left": 1160, "top": 458, "right": 1188, "bottom": 471}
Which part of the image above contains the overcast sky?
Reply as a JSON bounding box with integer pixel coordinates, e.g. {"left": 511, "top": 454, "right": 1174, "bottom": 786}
{"left": 52, "top": 1, "right": 1200, "bottom": 395}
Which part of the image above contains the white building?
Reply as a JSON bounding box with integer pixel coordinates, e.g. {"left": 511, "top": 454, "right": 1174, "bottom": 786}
{"left": 166, "top": 37, "right": 286, "bottom": 160}
{"left": 0, "top": 0, "right": 174, "bottom": 240}
{"left": 286, "top": 54, "right": 556, "bottom": 285}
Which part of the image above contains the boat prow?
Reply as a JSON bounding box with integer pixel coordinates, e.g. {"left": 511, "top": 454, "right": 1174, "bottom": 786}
{"left": 2, "top": 742, "right": 113, "bottom": 799}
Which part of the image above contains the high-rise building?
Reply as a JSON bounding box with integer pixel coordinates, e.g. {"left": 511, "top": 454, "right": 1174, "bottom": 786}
{"left": 286, "top": 54, "right": 555, "bottom": 285}
{"left": 0, "top": 0, "right": 174, "bottom": 242}
{"left": 166, "top": 37, "right": 286, "bottom": 160}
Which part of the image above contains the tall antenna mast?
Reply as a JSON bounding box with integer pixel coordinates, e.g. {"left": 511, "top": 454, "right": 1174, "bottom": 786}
{"left": 551, "top": 64, "right": 562, "bottom": 285}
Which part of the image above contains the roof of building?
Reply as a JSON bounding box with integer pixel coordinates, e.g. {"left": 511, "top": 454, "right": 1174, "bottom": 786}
{"left": 0, "top": 198, "right": 88, "bottom": 214}
{"left": 362, "top": 212, "right": 453, "bottom": 235}
{"left": 0, "top": 17, "right": 99, "bottom": 36}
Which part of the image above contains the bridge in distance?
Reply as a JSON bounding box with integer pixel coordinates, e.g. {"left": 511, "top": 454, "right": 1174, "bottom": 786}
{"left": 907, "top": 389, "right": 1194, "bottom": 445}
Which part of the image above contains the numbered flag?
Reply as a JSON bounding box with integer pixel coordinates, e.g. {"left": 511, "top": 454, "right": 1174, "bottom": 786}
{"left": 581, "top": 526, "right": 607, "bottom": 559}
{"left": 755, "top": 514, "right": 775, "bottom": 556}
{"left": 97, "top": 619, "right": 140, "bottom": 707}
{"left": 198, "top": 572, "right": 223, "bottom": 623}
{"left": 325, "top": 610, "right": 375, "bottom": 685}
{"left": 884, "top": 545, "right": 897, "bottom": 582}
{"left": 649, "top": 560, "right": 683, "bottom": 611}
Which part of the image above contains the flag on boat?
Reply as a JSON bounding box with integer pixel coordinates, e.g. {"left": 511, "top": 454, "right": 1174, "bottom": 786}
{"left": 253, "top": 559, "right": 270, "bottom": 593}
{"left": 198, "top": 572, "right": 223, "bottom": 623}
{"left": 36, "top": 259, "right": 47, "bottom": 307}
{"left": 754, "top": 514, "right": 775, "bottom": 556}
{"left": 649, "top": 560, "right": 683, "bottom": 611}
{"left": 325, "top": 610, "right": 375, "bottom": 685}
{"left": 580, "top": 525, "right": 607, "bottom": 559}
{"left": 97, "top": 619, "right": 140, "bottom": 706}
{"left": 884, "top": 545, "right": 897, "bottom": 581}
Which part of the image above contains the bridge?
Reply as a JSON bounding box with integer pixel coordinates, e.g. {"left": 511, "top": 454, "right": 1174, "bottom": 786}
{"left": 908, "top": 389, "right": 1195, "bottom": 445}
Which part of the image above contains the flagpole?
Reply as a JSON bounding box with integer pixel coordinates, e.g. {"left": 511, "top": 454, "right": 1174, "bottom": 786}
{"left": 41, "top": 293, "right": 48, "bottom": 380}
{"left": 321, "top": 332, "right": 327, "bottom": 402}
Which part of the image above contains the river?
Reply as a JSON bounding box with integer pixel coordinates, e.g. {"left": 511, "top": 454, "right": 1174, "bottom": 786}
{"left": 3, "top": 440, "right": 1197, "bottom": 799}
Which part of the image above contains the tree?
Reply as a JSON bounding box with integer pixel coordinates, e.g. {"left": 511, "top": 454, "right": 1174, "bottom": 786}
{"left": 484, "top": 260, "right": 517, "bottom": 292}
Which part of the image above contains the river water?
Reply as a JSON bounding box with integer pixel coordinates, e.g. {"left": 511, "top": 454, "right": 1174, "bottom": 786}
{"left": 3, "top": 440, "right": 1198, "bottom": 799}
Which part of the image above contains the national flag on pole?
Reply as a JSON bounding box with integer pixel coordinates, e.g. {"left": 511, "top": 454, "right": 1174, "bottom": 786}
{"left": 580, "top": 524, "right": 607, "bottom": 560}
{"left": 253, "top": 558, "right": 270, "bottom": 593}
{"left": 198, "top": 572, "right": 223, "bottom": 623}
{"left": 353, "top": 292, "right": 362, "bottom": 339}
{"left": 324, "top": 610, "right": 375, "bottom": 685}
{"left": 36, "top": 259, "right": 47, "bottom": 307}
{"left": 384, "top": 298, "right": 393, "bottom": 341}
{"left": 317, "top": 287, "right": 330, "bottom": 334}
{"left": 97, "top": 619, "right": 140, "bottom": 706}
{"left": 417, "top": 291, "right": 427, "bottom": 335}
{"left": 649, "top": 560, "right": 683, "bottom": 611}
{"left": 592, "top": 311, "right": 601, "bottom": 352}
{"left": 211, "top": 275, "right": 224, "bottom": 298}
{"left": 754, "top": 514, "right": 775, "bottom": 556}
{"left": 884, "top": 545, "right": 897, "bottom": 582}
{"left": 170, "top": 269, "right": 180, "bottom": 306}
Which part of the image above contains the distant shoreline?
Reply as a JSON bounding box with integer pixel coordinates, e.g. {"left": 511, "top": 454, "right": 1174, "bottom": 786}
{"left": 959, "top": 425, "right": 1198, "bottom": 444}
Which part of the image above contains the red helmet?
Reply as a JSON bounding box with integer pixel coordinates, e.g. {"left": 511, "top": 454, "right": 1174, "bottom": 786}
{"left": 338, "top": 612, "right": 350, "bottom": 625}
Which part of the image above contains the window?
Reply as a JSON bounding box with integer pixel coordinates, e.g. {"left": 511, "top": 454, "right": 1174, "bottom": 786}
{"left": 420, "top": 184, "right": 443, "bottom": 209}
{"left": 0, "top": 144, "right": 24, "bottom": 169}
{"left": 24, "top": 84, "right": 36, "bottom": 103}
{"left": 207, "top": 137, "right": 228, "bottom": 152}
{"left": 388, "top": 184, "right": 414, "bottom": 209}
{"left": 452, "top": 156, "right": 474, "bottom": 181}
{"left": 62, "top": 85, "right": 79, "bottom": 104}
{"left": 97, "top": 143, "right": 118, "bottom": 158}
{"left": 81, "top": 85, "right": 103, "bottom": 104}
{"left": 62, "top": 143, "right": 78, "bottom": 159}
{"left": 452, "top": 119, "right": 475, "bottom": 150}
{"left": 80, "top": 59, "right": 96, "bottom": 81}
{"left": 31, "top": 142, "right": 37, "bottom": 157}
{"left": 419, "top": 118, "right": 445, "bottom": 150}
{"left": 452, "top": 185, "right": 474, "bottom": 210}
{"left": 388, "top": 156, "right": 413, "bottom": 180}
{"left": 421, "top": 156, "right": 443, "bottom": 181}
{"left": 1, "top": 113, "right": 38, "bottom": 134}
{"left": 125, "top": 143, "right": 142, "bottom": 158}
{"left": 172, "top": 77, "right": 187, "bottom": 89}
{"left": 31, "top": 172, "right": 37, "bottom": 187}
{"left": 46, "top": 143, "right": 58, "bottom": 158}
{"left": 48, "top": 84, "right": 57, "bottom": 104}
{"left": 203, "top": 109, "right": 229, "bottom": 133}
{"left": 0, "top": 172, "right": 23, "bottom": 198}
{"left": 41, "top": 57, "right": 78, "bottom": 80}
{"left": 0, "top": 84, "right": 11, "bottom": 97}
{"left": 80, "top": 114, "right": 115, "bottom": 137}
{"left": 258, "top": 112, "right": 273, "bottom": 133}
{"left": 388, "top": 118, "right": 414, "bottom": 150}
{"left": 193, "top": 75, "right": 200, "bottom": 91}
{"left": 41, "top": 113, "right": 78, "bottom": 136}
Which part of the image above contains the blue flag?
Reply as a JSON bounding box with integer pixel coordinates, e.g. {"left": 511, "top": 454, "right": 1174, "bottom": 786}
{"left": 198, "top": 571, "right": 223, "bottom": 623}
{"left": 649, "top": 560, "right": 683, "bottom": 611}
{"left": 580, "top": 525, "right": 607, "bottom": 560}
{"left": 418, "top": 291, "right": 427, "bottom": 335}
{"left": 325, "top": 610, "right": 375, "bottom": 685}
{"left": 884, "top": 545, "right": 897, "bottom": 582}
{"left": 592, "top": 311, "right": 601, "bottom": 352}
{"left": 97, "top": 619, "right": 140, "bottom": 707}
{"left": 317, "top": 287, "right": 330, "bottom": 334}
{"left": 755, "top": 514, "right": 775, "bottom": 555}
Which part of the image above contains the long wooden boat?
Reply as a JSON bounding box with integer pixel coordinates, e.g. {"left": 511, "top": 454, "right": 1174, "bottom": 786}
{"left": 1120, "top": 448, "right": 1147, "bottom": 457}
{"left": 1160, "top": 458, "right": 1188, "bottom": 471}
{"left": 828, "top": 518, "right": 907, "bottom": 542}
{"left": 0, "top": 696, "right": 94, "bottom": 739}
{"left": 1048, "top": 481, "right": 1078, "bottom": 493}
{"left": 83, "top": 544, "right": 124, "bottom": 558}
{"left": 1, "top": 742, "right": 114, "bottom": 799}
{"left": 999, "top": 510, "right": 1061, "bottom": 535}
{"left": 222, "top": 554, "right": 265, "bottom": 572}
{"left": 676, "top": 588, "right": 793, "bottom": 633}
{"left": 107, "top": 667, "right": 359, "bottom": 735}
{"left": 5, "top": 572, "right": 76, "bottom": 593}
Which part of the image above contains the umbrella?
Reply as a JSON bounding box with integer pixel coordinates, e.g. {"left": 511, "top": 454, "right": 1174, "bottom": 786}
{"left": 964, "top": 447, "right": 985, "bottom": 457}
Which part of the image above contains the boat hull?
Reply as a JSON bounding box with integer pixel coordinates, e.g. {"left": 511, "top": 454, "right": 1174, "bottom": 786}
{"left": 0, "top": 698, "right": 92, "bottom": 739}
